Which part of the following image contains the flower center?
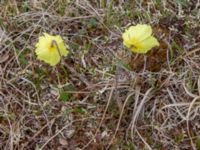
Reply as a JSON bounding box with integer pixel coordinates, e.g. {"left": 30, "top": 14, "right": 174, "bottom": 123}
{"left": 48, "top": 40, "right": 58, "bottom": 52}
{"left": 131, "top": 38, "right": 141, "bottom": 49}
{"left": 49, "top": 45, "right": 56, "bottom": 52}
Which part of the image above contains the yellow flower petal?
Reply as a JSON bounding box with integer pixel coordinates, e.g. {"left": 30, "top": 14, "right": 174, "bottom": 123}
{"left": 122, "top": 24, "right": 159, "bottom": 54}
{"left": 122, "top": 32, "right": 132, "bottom": 48}
{"left": 139, "top": 36, "right": 159, "bottom": 53}
{"left": 128, "top": 24, "right": 152, "bottom": 42}
{"left": 55, "top": 35, "right": 69, "bottom": 56}
{"left": 35, "top": 33, "right": 69, "bottom": 66}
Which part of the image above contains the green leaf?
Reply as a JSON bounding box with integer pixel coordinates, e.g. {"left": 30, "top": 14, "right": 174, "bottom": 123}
{"left": 59, "top": 91, "right": 70, "bottom": 102}
{"left": 62, "top": 108, "right": 73, "bottom": 117}
{"left": 73, "top": 107, "right": 87, "bottom": 114}
{"left": 87, "top": 18, "right": 97, "bottom": 28}
{"left": 16, "top": 48, "right": 29, "bottom": 66}
{"left": 196, "top": 138, "right": 200, "bottom": 150}
{"left": 175, "top": 0, "right": 188, "bottom": 6}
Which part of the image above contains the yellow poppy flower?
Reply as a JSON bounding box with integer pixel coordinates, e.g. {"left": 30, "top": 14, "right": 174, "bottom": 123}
{"left": 35, "top": 33, "right": 69, "bottom": 66}
{"left": 122, "top": 24, "right": 159, "bottom": 53}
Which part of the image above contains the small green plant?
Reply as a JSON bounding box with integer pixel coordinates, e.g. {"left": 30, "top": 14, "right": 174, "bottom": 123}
{"left": 196, "top": 138, "right": 200, "bottom": 150}
{"left": 59, "top": 91, "right": 70, "bottom": 102}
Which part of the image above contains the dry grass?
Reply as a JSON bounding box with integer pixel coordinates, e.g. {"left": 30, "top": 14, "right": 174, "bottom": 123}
{"left": 0, "top": 0, "right": 200, "bottom": 149}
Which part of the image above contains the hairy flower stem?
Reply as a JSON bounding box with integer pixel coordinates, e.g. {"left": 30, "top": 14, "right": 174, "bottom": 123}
{"left": 51, "top": 40, "right": 62, "bottom": 58}
{"left": 51, "top": 39, "right": 90, "bottom": 86}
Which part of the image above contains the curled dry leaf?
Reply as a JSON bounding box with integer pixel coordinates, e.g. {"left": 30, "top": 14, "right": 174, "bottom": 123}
{"left": 0, "top": 53, "right": 9, "bottom": 64}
